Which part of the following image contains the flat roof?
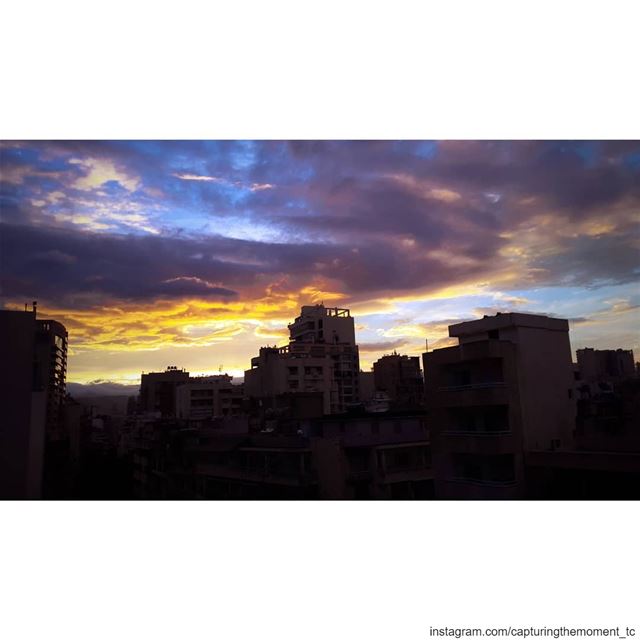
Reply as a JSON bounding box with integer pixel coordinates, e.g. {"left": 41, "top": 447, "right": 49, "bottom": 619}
{"left": 449, "top": 312, "right": 569, "bottom": 337}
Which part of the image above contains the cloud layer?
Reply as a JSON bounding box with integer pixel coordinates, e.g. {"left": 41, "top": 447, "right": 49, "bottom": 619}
{"left": 1, "top": 140, "right": 639, "bottom": 381}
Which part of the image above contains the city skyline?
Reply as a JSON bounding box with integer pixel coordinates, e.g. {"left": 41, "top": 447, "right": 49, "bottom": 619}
{"left": 1, "top": 140, "right": 639, "bottom": 385}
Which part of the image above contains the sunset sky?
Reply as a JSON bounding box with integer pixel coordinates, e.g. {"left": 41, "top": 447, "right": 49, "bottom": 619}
{"left": 1, "top": 140, "right": 639, "bottom": 386}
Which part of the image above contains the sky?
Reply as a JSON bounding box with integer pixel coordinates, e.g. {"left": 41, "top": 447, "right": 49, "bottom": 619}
{"left": 1, "top": 140, "right": 639, "bottom": 386}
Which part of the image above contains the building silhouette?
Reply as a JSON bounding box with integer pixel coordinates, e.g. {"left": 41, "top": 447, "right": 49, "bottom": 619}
{"left": 3, "top": 300, "right": 639, "bottom": 500}
{"left": 176, "top": 374, "right": 244, "bottom": 421}
{"left": 245, "top": 346, "right": 335, "bottom": 414}
{"left": 245, "top": 305, "right": 360, "bottom": 414}
{"left": 139, "top": 366, "right": 190, "bottom": 416}
{"left": 577, "top": 347, "right": 635, "bottom": 383}
{"left": 373, "top": 352, "right": 424, "bottom": 409}
{"left": 423, "top": 312, "right": 576, "bottom": 499}
{"left": 130, "top": 411, "right": 432, "bottom": 499}
{"left": 34, "top": 319, "right": 68, "bottom": 440}
{"left": 0, "top": 306, "right": 68, "bottom": 498}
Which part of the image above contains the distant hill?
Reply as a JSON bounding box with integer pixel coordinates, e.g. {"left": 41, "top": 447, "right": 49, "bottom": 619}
{"left": 67, "top": 377, "right": 243, "bottom": 398}
{"left": 67, "top": 381, "right": 140, "bottom": 397}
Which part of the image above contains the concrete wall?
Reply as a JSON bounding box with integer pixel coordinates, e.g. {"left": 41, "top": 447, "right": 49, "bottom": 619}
{"left": 0, "top": 310, "right": 46, "bottom": 498}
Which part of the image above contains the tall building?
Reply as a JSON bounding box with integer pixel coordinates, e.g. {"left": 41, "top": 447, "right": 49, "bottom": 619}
{"left": 0, "top": 306, "right": 68, "bottom": 498}
{"left": 245, "top": 305, "right": 361, "bottom": 414}
{"left": 576, "top": 348, "right": 636, "bottom": 382}
{"left": 34, "top": 318, "right": 68, "bottom": 441}
{"left": 139, "top": 366, "right": 190, "bottom": 416}
{"left": 289, "top": 305, "right": 360, "bottom": 409}
{"left": 373, "top": 352, "right": 424, "bottom": 408}
{"left": 289, "top": 304, "right": 356, "bottom": 345}
{"left": 423, "top": 312, "right": 576, "bottom": 499}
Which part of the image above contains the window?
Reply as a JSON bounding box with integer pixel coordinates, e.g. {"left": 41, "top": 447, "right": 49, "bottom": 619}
{"left": 452, "top": 370, "right": 471, "bottom": 386}
{"left": 452, "top": 453, "right": 515, "bottom": 483}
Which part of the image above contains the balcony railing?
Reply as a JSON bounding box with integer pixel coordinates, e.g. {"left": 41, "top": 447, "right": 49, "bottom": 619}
{"left": 446, "top": 477, "right": 517, "bottom": 487}
{"left": 443, "top": 428, "right": 511, "bottom": 436}
{"left": 438, "top": 382, "right": 506, "bottom": 392}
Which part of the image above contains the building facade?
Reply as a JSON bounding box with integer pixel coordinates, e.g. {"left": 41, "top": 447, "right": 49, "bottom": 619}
{"left": 130, "top": 411, "right": 431, "bottom": 499}
{"left": 245, "top": 305, "right": 361, "bottom": 414}
{"left": 288, "top": 305, "right": 361, "bottom": 410}
{"left": 139, "top": 366, "right": 190, "bottom": 416}
{"left": 373, "top": 352, "right": 424, "bottom": 409}
{"left": 34, "top": 318, "right": 68, "bottom": 441}
{"left": 175, "top": 375, "right": 244, "bottom": 421}
{"left": 0, "top": 307, "right": 68, "bottom": 498}
{"left": 423, "top": 312, "right": 576, "bottom": 499}
{"left": 576, "top": 348, "right": 636, "bottom": 382}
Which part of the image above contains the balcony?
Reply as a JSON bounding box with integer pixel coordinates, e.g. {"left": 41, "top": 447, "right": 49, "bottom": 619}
{"left": 381, "top": 466, "right": 434, "bottom": 484}
{"left": 196, "top": 463, "right": 316, "bottom": 487}
{"left": 443, "top": 428, "right": 511, "bottom": 435}
{"left": 438, "top": 381, "right": 505, "bottom": 392}
{"left": 432, "top": 383, "right": 509, "bottom": 408}
{"left": 348, "top": 469, "right": 372, "bottom": 482}
{"left": 440, "top": 430, "right": 517, "bottom": 456}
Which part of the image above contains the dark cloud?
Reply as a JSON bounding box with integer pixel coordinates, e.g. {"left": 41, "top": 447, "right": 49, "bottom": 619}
{"left": 0, "top": 217, "right": 499, "bottom": 305}
{"left": 0, "top": 222, "right": 247, "bottom": 303}
{"left": 528, "top": 234, "right": 640, "bottom": 288}
{"left": 2, "top": 140, "right": 639, "bottom": 310}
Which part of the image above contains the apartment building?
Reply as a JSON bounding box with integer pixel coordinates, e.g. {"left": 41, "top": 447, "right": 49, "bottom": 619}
{"left": 373, "top": 352, "right": 424, "bottom": 408}
{"left": 0, "top": 307, "right": 68, "bottom": 498}
{"left": 34, "top": 318, "right": 68, "bottom": 442}
{"left": 309, "top": 412, "right": 432, "bottom": 498}
{"left": 245, "top": 346, "right": 336, "bottom": 414}
{"left": 423, "top": 312, "right": 576, "bottom": 499}
{"left": 175, "top": 374, "right": 244, "bottom": 420}
{"left": 577, "top": 347, "right": 636, "bottom": 383}
{"left": 288, "top": 305, "right": 361, "bottom": 410}
{"left": 130, "top": 412, "right": 431, "bottom": 499}
{"left": 245, "top": 305, "right": 361, "bottom": 414}
{"left": 139, "top": 366, "right": 190, "bottom": 416}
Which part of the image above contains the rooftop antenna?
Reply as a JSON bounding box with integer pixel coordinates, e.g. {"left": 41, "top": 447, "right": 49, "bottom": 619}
{"left": 32, "top": 301, "right": 37, "bottom": 317}
{"left": 425, "top": 339, "right": 429, "bottom": 353}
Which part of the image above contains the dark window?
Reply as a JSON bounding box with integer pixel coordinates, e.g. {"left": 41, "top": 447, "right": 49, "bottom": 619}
{"left": 452, "top": 370, "right": 471, "bottom": 386}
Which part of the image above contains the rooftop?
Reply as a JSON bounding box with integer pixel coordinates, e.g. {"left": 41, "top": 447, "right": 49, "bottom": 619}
{"left": 296, "top": 304, "right": 351, "bottom": 318}
{"left": 449, "top": 312, "right": 569, "bottom": 337}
